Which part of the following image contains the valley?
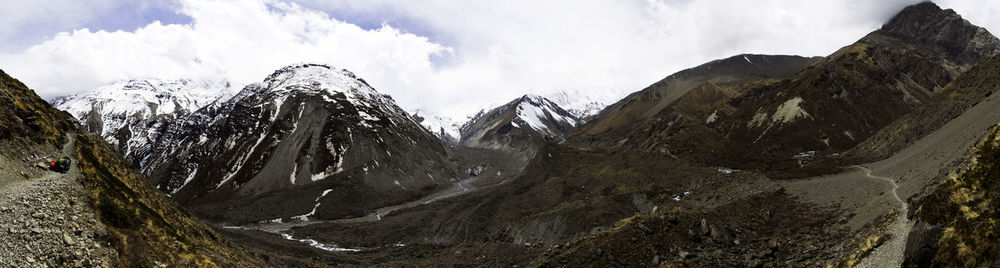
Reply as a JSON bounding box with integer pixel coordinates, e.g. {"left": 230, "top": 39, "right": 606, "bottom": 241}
{"left": 2, "top": 1, "right": 1000, "bottom": 267}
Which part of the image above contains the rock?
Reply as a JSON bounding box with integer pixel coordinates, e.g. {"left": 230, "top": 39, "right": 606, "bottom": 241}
{"left": 63, "top": 233, "right": 74, "bottom": 245}
{"left": 636, "top": 223, "right": 654, "bottom": 235}
{"left": 31, "top": 212, "right": 45, "bottom": 219}
{"left": 709, "top": 224, "right": 735, "bottom": 243}
{"left": 679, "top": 250, "right": 695, "bottom": 259}
{"left": 903, "top": 219, "right": 942, "bottom": 267}
{"left": 30, "top": 228, "right": 41, "bottom": 234}
{"left": 700, "top": 219, "right": 710, "bottom": 236}
{"left": 94, "top": 226, "right": 107, "bottom": 237}
{"left": 652, "top": 255, "right": 660, "bottom": 264}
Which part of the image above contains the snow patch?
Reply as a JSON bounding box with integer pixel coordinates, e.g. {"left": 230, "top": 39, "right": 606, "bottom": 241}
{"left": 291, "top": 189, "right": 334, "bottom": 221}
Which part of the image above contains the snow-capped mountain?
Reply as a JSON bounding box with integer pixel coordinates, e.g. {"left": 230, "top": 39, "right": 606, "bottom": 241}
{"left": 51, "top": 79, "right": 239, "bottom": 166}
{"left": 411, "top": 109, "right": 461, "bottom": 144}
{"left": 546, "top": 90, "right": 615, "bottom": 122}
{"left": 139, "top": 64, "right": 460, "bottom": 223}
{"left": 460, "top": 94, "right": 580, "bottom": 153}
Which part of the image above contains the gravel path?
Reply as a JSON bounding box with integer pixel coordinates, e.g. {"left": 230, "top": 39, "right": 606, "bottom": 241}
{"left": 854, "top": 165, "right": 913, "bottom": 268}
{"left": 0, "top": 137, "right": 117, "bottom": 267}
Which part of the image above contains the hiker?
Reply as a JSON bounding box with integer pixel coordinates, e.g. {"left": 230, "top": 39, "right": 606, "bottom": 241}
{"left": 49, "top": 156, "right": 71, "bottom": 173}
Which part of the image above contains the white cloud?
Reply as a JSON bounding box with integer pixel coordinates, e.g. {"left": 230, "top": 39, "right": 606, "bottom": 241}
{"left": 6, "top": 0, "right": 1000, "bottom": 120}
{"left": 1, "top": 0, "right": 448, "bottom": 115}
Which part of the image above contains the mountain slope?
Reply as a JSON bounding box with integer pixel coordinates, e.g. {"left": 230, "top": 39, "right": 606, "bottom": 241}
{"left": 850, "top": 53, "right": 1000, "bottom": 160}
{"left": 140, "top": 64, "right": 461, "bottom": 223}
{"left": 0, "top": 69, "right": 261, "bottom": 266}
{"left": 52, "top": 79, "right": 239, "bottom": 167}
{"left": 460, "top": 94, "right": 580, "bottom": 153}
{"left": 570, "top": 54, "right": 820, "bottom": 144}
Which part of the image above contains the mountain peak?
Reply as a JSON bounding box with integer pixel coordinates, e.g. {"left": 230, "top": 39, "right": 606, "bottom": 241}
{"left": 877, "top": 1, "right": 1000, "bottom": 67}
{"left": 882, "top": 2, "right": 955, "bottom": 35}
{"left": 259, "top": 63, "right": 379, "bottom": 100}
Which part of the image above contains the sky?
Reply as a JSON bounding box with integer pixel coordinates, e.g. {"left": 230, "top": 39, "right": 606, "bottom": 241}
{"left": 2, "top": 0, "right": 999, "bottom": 119}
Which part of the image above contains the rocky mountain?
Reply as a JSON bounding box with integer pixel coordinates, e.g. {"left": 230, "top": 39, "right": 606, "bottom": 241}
{"left": 51, "top": 79, "right": 239, "bottom": 167}
{"left": 0, "top": 69, "right": 261, "bottom": 266}
{"left": 138, "top": 64, "right": 461, "bottom": 223}
{"left": 569, "top": 54, "right": 821, "bottom": 147}
{"left": 460, "top": 94, "right": 580, "bottom": 153}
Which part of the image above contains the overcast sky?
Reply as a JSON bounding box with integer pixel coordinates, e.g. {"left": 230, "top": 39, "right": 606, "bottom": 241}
{"left": 2, "top": 0, "right": 999, "bottom": 119}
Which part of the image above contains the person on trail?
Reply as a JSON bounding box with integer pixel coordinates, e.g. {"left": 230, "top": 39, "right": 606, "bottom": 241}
{"left": 49, "top": 156, "right": 71, "bottom": 173}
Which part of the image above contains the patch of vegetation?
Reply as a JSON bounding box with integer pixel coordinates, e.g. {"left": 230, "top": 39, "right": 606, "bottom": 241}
{"left": 916, "top": 124, "right": 1000, "bottom": 266}
{"left": 76, "top": 133, "right": 263, "bottom": 266}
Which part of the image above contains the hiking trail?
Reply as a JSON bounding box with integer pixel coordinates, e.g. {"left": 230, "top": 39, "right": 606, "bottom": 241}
{"left": 853, "top": 165, "right": 913, "bottom": 268}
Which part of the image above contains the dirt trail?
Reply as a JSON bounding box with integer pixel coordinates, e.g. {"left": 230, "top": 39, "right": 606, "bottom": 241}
{"left": 852, "top": 165, "right": 913, "bottom": 268}
{"left": 0, "top": 135, "right": 117, "bottom": 266}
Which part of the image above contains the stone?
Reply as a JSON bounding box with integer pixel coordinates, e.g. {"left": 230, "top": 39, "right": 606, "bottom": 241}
{"left": 30, "top": 228, "right": 41, "bottom": 234}
{"left": 63, "top": 233, "right": 74, "bottom": 245}
{"left": 636, "top": 223, "right": 654, "bottom": 235}
{"left": 700, "top": 219, "right": 710, "bottom": 236}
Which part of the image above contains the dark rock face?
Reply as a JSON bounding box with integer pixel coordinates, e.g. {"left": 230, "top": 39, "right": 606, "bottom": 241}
{"left": 140, "top": 64, "right": 461, "bottom": 223}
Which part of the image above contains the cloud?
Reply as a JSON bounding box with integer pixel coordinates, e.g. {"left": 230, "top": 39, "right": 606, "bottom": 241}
{"left": 1, "top": 0, "right": 448, "bottom": 115}
{"left": 9, "top": 0, "right": 1000, "bottom": 120}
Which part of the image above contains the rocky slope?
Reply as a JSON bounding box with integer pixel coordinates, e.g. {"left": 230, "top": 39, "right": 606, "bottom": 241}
{"left": 460, "top": 94, "right": 580, "bottom": 154}
{"left": 52, "top": 79, "right": 239, "bottom": 168}
{"left": 139, "top": 64, "right": 461, "bottom": 223}
{"left": 569, "top": 54, "right": 820, "bottom": 146}
{"left": 0, "top": 69, "right": 261, "bottom": 266}
{"left": 850, "top": 52, "right": 1000, "bottom": 160}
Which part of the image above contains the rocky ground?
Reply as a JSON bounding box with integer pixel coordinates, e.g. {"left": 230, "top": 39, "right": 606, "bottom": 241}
{"left": 0, "top": 157, "right": 117, "bottom": 267}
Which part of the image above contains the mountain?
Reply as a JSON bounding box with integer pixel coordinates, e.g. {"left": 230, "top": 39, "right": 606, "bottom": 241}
{"left": 569, "top": 54, "right": 820, "bottom": 147}
{"left": 704, "top": 2, "right": 1000, "bottom": 169}
{"left": 411, "top": 109, "right": 462, "bottom": 144}
{"left": 460, "top": 94, "right": 580, "bottom": 153}
{"left": 138, "top": 64, "right": 461, "bottom": 223}
{"left": 572, "top": 2, "right": 1000, "bottom": 173}
{"left": 52, "top": 79, "right": 239, "bottom": 167}
{"left": 850, "top": 47, "right": 1000, "bottom": 160}
{"left": 0, "top": 69, "right": 261, "bottom": 266}
{"left": 546, "top": 90, "right": 615, "bottom": 122}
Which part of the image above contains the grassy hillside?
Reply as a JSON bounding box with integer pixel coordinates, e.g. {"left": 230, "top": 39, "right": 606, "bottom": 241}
{"left": 75, "top": 135, "right": 263, "bottom": 266}
{"left": 909, "top": 124, "right": 1000, "bottom": 267}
